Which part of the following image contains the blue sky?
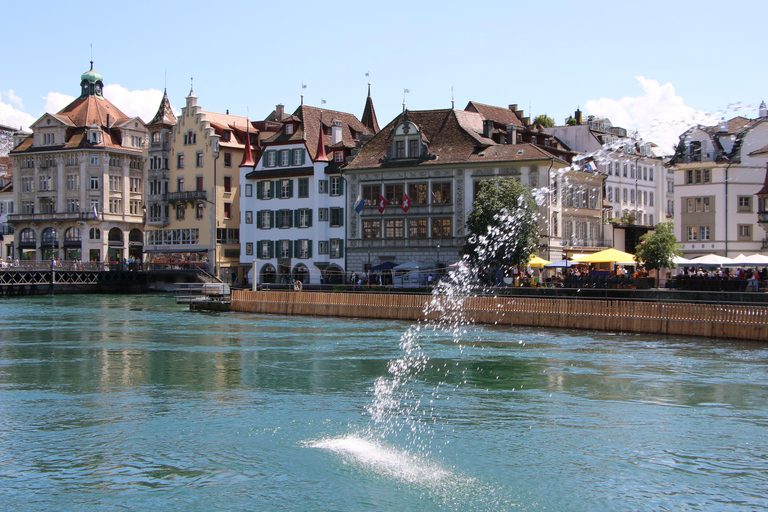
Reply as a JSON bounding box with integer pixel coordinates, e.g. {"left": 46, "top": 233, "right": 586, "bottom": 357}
{"left": 1, "top": 0, "right": 766, "bottom": 153}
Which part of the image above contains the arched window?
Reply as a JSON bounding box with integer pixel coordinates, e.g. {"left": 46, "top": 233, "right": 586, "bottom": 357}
{"left": 41, "top": 227, "right": 58, "bottom": 245}
{"left": 108, "top": 228, "right": 123, "bottom": 243}
{"left": 89, "top": 228, "right": 101, "bottom": 240}
{"left": 64, "top": 227, "right": 82, "bottom": 242}
{"left": 20, "top": 228, "right": 36, "bottom": 243}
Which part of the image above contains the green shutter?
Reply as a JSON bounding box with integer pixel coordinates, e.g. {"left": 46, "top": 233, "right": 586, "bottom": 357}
{"left": 270, "top": 180, "right": 276, "bottom": 198}
{"left": 338, "top": 239, "right": 344, "bottom": 258}
{"left": 268, "top": 241, "right": 274, "bottom": 259}
{"left": 294, "top": 240, "right": 300, "bottom": 258}
{"left": 275, "top": 210, "right": 282, "bottom": 228}
{"left": 288, "top": 179, "right": 294, "bottom": 198}
{"left": 270, "top": 210, "right": 275, "bottom": 228}
{"left": 307, "top": 240, "right": 312, "bottom": 258}
{"left": 256, "top": 241, "right": 263, "bottom": 259}
{"left": 287, "top": 240, "right": 293, "bottom": 258}
{"left": 256, "top": 182, "right": 263, "bottom": 199}
{"left": 299, "top": 149, "right": 305, "bottom": 165}
{"left": 256, "top": 210, "right": 263, "bottom": 229}
{"left": 294, "top": 209, "right": 300, "bottom": 227}
{"left": 339, "top": 208, "right": 344, "bottom": 226}
{"left": 339, "top": 177, "right": 344, "bottom": 195}
{"left": 307, "top": 209, "right": 313, "bottom": 227}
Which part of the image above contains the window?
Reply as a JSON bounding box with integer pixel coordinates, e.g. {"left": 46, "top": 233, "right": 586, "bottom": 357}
{"left": 699, "top": 226, "right": 710, "bottom": 240}
{"left": 258, "top": 181, "right": 273, "bottom": 200}
{"left": 280, "top": 179, "right": 292, "bottom": 198}
{"left": 319, "top": 180, "right": 329, "bottom": 194}
{"left": 607, "top": 187, "right": 612, "bottom": 202}
{"left": 196, "top": 151, "right": 204, "bottom": 167}
{"left": 266, "top": 151, "right": 276, "bottom": 168}
{"left": 395, "top": 140, "right": 405, "bottom": 158}
{"left": 363, "top": 184, "right": 380, "bottom": 205}
{"left": 318, "top": 241, "right": 329, "bottom": 255}
{"left": 245, "top": 184, "right": 253, "bottom": 197}
{"left": 280, "top": 240, "right": 292, "bottom": 258}
{"left": 131, "top": 177, "right": 142, "bottom": 193}
{"left": 90, "top": 154, "right": 99, "bottom": 166}
{"left": 432, "top": 218, "right": 452, "bottom": 238}
{"left": 296, "top": 239, "right": 311, "bottom": 259}
{"left": 408, "top": 218, "right": 428, "bottom": 238}
{"left": 224, "top": 153, "right": 232, "bottom": 167}
{"left": 668, "top": 181, "right": 674, "bottom": 193}
{"left": 90, "top": 176, "right": 99, "bottom": 190}
{"left": 703, "top": 169, "right": 711, "bottom": 183}
{"left": 298, "top": 178, "right": 309, "bottom": 198}
{"left": 319, "top": 208, "right": 329, "bottom": 222}
{"left": 196, "top": 202, "right": 204, "bottom": 219}
{"left": 431, "top": 182, "right": 452, "bottom": 204}
{"left": 408, "top": 139, "right": 419, "bottom": 158}
{"left": 330, "top": 239, "right": 343, "bottom": 258}
{"left": 177, "top": 154, "right": 184, "bottom": 169}
{"left": 385, "top": 184, "right": 404, "bottom": 205}
{"left": 738, "top": 196, "right": 752, "bottom": 212}
{"left": 245, "top": 211, "right": 253, "bottom": 224}
{"left": 334, "top": 151, "right": 344, "bottom": 163}
{"left": 66, "top": 199, "right": 79, "bottom": 213}
{"left": 177, "top": 177, "right": 185, "bottom": 192}
{"left": 738, "top": 224, "right": 752, "bottom": 240}
{"left": 622, "top": 188, "right": 627, "bottom": 203}
{"left": 280, "top": 150, "right": 290, "bottom": 167}
{"left": 408, "top": 183, "right": 428, "bottom": 205}
{"left": 623, "top": 164, "right": 627, "bottom": 177}
{"left": 330, "top": 207, "right": 344, "bottom": 227}
{"left": 362, "top": 219, "right": 381, "bottom": 239}
{"left": 384, "top": 219, "right": 404, "bottom": 238}
{"left": 298, "top": 208, "right": 312, "bottom": 228}
{"left": 259, "top": 240, "right": 272, "bottom": 259}
{"left": 330, "top": 176, "right": 343, "bottom": 196}
{"left": 176, "top": 204, "right": 185, "bottom": 220}
{"left": 667, "top": 200, "right": 674, "bottom": 216}
{"left": 224, "top": 203, "right": 231, "bottom": 219}
{"left": 278, "top": 209, "right": 292, "bottom": 228}
{"left": 245, "top": 243, "right": 253, "bottom": 256}
{"left": 687, "top": 226, "right": 698, "bottom": 241}
{"left": 224, "top": 176, "right": 232, "bottom": 193}
{"left": 285, "top": 124, "right": 294, "bottom": 135}
{"left": 649, "top": 192, "right": 654, "bottom": 206}
{"left": 89, "top": 228, "right": 101, "bottom": 240}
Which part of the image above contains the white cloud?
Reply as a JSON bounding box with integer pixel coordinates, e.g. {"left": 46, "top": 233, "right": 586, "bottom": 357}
{"left": 103, "top": 84, "right": 163, "bottom": 123}
{"left": 5, "top": 89, "right": 23, "bottom": 108}
{"left": 584, "top": 76, "right": 717, "bottom": 155}
{"left": 44, "top": 91, "right": 75, "bottom": 113}
{"left": 0, "top": 92, "right": 36, "bottom": 131}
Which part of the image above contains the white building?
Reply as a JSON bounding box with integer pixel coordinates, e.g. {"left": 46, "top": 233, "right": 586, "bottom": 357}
{"left": 668, "top": 104, "right": 768, "bottom": 257}
{"left": 239, "top": 100, "right": 377, "bottom": 285}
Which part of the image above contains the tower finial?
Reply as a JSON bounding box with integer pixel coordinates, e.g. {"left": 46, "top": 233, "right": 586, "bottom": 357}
{"left": 190, "top": 75, "right": 194, "bottom": 95}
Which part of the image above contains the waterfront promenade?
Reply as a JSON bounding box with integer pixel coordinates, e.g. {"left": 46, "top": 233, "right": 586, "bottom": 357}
{"left": 232, "top": 289, "right": 768, "bottom": 342}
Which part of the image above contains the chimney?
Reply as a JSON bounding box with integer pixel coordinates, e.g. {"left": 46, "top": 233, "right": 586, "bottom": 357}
{"left": 276, "top": 104, "right": 284, "bottom": 120}
{"left": 718, "top": 117, "right": 728, "bottom": 133}
{"left": 575, "top": 108, "right": 582, "bottom": 124}
{"left": 483, "top": 120, "right": 494, "bottom": 138}
{"left": 226, "top": 109, "right": 229, "bottom": 115}
{"left": 506, "top": 124, "right": 516, "bottom": 144}
{"left": 331, "top": 119, "right": 342, "bottom": 145}
{"left": 760, "top": 100, "right": 767, "bottom": 118}
{"left": 509, "top": 104, "right": 517, "bottom": 113}
{"left": 522, "top": 117, "right": 530, "bottom": 127}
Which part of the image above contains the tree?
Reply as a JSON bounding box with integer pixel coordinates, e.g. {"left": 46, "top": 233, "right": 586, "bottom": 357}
{"left": 634, "top": 222, "right": 683, "bottom": 288}
{"left": 463, "top": 178, "right": 540, "bottom": 272}
{"left": 533, "top": 114, "right": 555, "bottom": 128}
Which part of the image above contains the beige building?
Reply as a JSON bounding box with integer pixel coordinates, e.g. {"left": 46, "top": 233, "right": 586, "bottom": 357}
{"left": 9, "top": 63, "right": 147, "bottom": 263}
{"left": 144, "top": 89, "right": 276, "bottom": 282}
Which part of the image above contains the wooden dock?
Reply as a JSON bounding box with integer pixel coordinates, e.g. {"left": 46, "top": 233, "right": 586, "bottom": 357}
{"left": 231, "top": 290, "right": 768, "bottom": 342}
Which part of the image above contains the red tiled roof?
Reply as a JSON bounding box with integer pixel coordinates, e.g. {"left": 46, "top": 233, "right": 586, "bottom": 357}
{"left": 464, "top": 101, "right": 524, "bottom": 127}
{"left": 55, "top": 95, "right": 130, "bottom": 128}
{"left": 148, "top": 90, "right": 177, "bottom": 127}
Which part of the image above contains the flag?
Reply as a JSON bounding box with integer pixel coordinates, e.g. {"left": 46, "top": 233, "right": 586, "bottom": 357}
{"left": 378, "top": 195, "right": 388, "bottom": 214}
{"left": 401, "top": 192, "right": 411, "bottom": 213}
{"left": 585, "top": 161, "right": 597, "bottom": 172}
{"left": 354, "top": 196, "right": 365, "bottom": 214}
{"left": 404, "top": 88, "right": 410, "bottom": 94}
{"left": 432, "top": 190, "right": 439, "bottom": 204}
{"left": 302, "top": 83, "right": 307, "bottom": 89}
{"left": 93, "top": 204, "right": 98, "bottom": 220}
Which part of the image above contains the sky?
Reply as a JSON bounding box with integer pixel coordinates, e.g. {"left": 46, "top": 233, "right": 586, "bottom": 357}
{"left": 1, "top": 0, "right": 766, "bottom": 155}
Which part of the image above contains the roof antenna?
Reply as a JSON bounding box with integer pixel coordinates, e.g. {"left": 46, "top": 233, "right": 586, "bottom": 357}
{"left": 451, "top": 86, "right": 455, "bottom": 110}
{"left": 90, "top": 43, "right": 93, "bottom": 69}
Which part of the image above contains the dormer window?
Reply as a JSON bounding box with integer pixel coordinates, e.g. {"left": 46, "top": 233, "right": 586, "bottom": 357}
{"left": 221, "top": 131, "right": 230, "bottom": 142}
{"left": 43, "top": 133, "right": 55, "bottom": 145}
{"left": 334, "top": 151, "right": 344, "bottom": 163}
{"left": 285, "top": 124, "right": 294, "bottom": 135}
{"left": 389, "top": 119, "right": 424, "bottom": 160}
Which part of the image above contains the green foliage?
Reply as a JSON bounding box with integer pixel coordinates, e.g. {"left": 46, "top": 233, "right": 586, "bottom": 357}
{"left": 533, "top": 114, "right": 555, "bottom": 128}
{"left": 566, "top": 116, "right": 578, "bottom": 126}
{"left": 463, "top": 178, "right": 540, "bottom": 269}
{"left": 634, "top": 222, "right": 682, "bottom": 277}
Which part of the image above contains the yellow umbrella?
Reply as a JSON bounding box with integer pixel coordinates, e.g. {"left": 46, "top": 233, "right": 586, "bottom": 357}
{"left": 528, "top": 255, "right": 552, "bottom": 268}
{"left": 571, "top": 248, "right": 638, "bottom": 264}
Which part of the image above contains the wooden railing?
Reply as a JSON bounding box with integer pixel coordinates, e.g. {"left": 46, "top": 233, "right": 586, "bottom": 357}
{"left": 231, "top": 290, "right": 768, "bottom": 342}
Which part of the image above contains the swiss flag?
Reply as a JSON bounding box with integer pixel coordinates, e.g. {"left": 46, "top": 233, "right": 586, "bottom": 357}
{"left": 401, "top": 192, "right": 411, "bottom": 213}
{"left": 378, "top": 194, "right": 389, "bottom": 214}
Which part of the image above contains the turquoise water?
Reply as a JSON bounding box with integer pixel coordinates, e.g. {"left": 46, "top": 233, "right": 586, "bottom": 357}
{"left": 0, "top": 294, "right": 767, "bottom": 511}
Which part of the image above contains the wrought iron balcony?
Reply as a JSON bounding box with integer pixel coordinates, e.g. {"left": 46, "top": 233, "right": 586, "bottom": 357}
{"left": 166, "top": 190, "right": 207, "bottom": 203}
{"left": 7, "top": 212, "right": 95, "bottom": 223}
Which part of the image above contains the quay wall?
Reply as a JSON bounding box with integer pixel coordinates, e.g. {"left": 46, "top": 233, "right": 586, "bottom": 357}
{"left": 231, "top": 290, "right": 768, "bottom": 342}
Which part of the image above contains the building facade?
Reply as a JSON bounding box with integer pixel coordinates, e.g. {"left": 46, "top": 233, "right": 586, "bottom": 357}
{"left": 9, "top": 64, "right": 147, "bottom": 263}
{"left": 342, "top": 103, "right": 602, "bottom": 273}
{"left": 668, "top": 104, "right": 768, "bottom": 257}
{"left": 240, "top": 100, "right": 377, "bottom": 285}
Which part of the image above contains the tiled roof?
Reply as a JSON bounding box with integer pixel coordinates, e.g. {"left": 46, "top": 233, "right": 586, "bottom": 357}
{"left": 54, "top": 95, "right": 131, "bottom": 128}
{"left": 464, "top": 101, "right": 524, "bottom": 126}
{"left": 361, "top": 85, "right": 380, "bottom": 133}
{"left": 467, "top": 143, "right": 566, "bottom": 163}
{"left": 263, "top": 105, "right": 374, "bottom": 162}
{"left": 148, "top": 90, "right": 177, "bottom": 127}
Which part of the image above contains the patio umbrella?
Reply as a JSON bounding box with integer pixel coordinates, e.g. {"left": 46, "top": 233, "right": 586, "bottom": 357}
{"left": 672, "top": 255, "right": 692, "bottom": 265}
{"left": 733, "top": 253, "right": 768, "bottom": 266}
{"left": 571, "top": 248, "right": 638, "bottom": 265}
{"left": 528, "top": 255, "right": 552, "bottom": 268}
{"left": 687, "top": 254, "right": 736, "bottom": 267}
{"left": 544, "top": 260, "right": 577, "bottom": 268}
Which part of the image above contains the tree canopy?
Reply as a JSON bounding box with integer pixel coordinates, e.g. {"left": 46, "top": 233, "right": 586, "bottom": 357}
{"left": 634, "top": 222, "right": 682, "bottom": 285}
{"left": 533, "top": 114, "right": 555, "bottom": 128}
{"left": 463, "top": 178, "right": 540, "bottom": 270}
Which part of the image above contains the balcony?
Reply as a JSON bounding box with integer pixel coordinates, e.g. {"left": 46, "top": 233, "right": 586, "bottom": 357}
{"left": 147, "top": 217, "right": 170, "bottom": 227}
{"left": 7, "top": 212, "right": 95, "bottom": 223}
{"left": 166, "top": 190, "right": 207, "bottom": 203}
{"left": 149, "top": 141, "right": 171, "bottom": 151}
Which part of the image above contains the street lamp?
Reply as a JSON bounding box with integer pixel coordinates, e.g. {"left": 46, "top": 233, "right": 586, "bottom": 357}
{"left": 436, "top": 242, "right": 440, "bottom": 273}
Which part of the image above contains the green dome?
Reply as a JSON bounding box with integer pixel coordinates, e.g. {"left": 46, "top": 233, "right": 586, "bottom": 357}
{"left": 81, "top": 65, "right": 102, "bottom": 84}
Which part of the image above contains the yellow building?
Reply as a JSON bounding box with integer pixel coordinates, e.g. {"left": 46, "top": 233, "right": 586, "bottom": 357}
{"left": 144, "top": 89, "right": 272, "bottom": 282}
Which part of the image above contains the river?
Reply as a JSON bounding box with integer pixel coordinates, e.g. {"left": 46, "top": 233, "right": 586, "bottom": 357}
{"left": 0, "top": 294, "right": 766, "bottom": 511}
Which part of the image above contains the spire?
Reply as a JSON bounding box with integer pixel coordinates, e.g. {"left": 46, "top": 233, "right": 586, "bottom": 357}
{"left": 239, "top": 120, "right": 255, "bottom": 168}
{"left": 148, "top": 89, "right": 177, "bottom": 127}
{"left": 314, "top": 114, "right": 328, "bottom": 162}
{"left": 361, "top": 83, "right": 380, "bottom": 133}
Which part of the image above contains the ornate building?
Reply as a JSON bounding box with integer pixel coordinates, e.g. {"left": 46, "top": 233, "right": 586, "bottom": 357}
{"left": 8, "top": 63, "right": 147, "bottom": 263}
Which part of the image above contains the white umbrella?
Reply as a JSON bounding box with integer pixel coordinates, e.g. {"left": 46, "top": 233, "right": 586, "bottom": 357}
{"left": 672, "top": 255, "right": 692, "bottom": 265}
{"left": 735, "top": 253, "right": 768, "bottom": 266}
{"left": 687, "top": 254, "right": 736, "bottom": 266}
